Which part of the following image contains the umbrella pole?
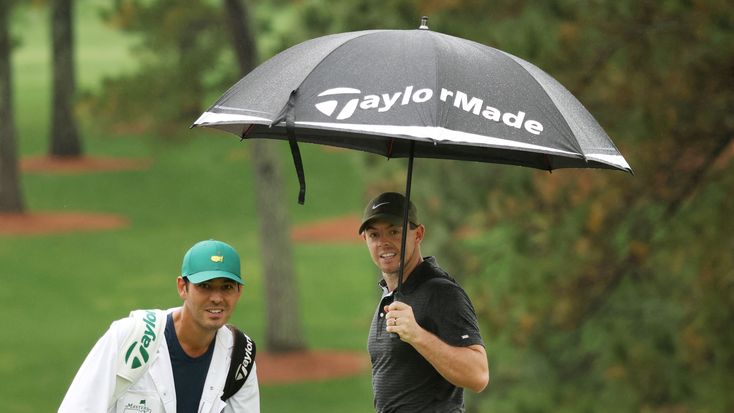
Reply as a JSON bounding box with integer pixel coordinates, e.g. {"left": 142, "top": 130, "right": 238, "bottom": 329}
{"left": 396, "top": 140, "right": 416, "bottom": 298}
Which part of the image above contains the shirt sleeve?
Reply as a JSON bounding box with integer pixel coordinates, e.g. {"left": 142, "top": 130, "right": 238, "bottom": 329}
{"left": 431, "top": 280, "right": 484, "bottom": 348}
{"left": 58, "top": 319, "right": 128, "bottom": 413}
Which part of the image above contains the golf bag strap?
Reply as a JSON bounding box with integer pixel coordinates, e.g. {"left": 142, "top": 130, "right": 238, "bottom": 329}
{"left": 221, "top": 325, "right": 257, "bottom": 401}
{"left": 285, "top": 90, "right": 306, "bottom": 204}
{"left": 111, "top": 309, "right": 167, "bottom": 407}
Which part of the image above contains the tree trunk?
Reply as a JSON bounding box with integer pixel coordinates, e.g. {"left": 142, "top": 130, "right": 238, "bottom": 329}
{"left": 223, "top": 0, "right": 306, "bottom": 352}
{"left": 49, "top": 0, "right": 81, "bottom": 157}
{"left": 251, "top": 140, "right": 306, "bottom": 352}
{"left": 0, "top": 1, "right": 25, "bottom": 213}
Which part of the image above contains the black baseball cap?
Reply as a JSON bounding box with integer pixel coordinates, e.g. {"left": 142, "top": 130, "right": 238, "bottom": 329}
{"left": 358, "top": 192, "right": 418, "bottom": 234}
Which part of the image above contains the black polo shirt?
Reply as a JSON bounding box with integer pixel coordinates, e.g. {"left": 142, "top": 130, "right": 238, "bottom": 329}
{"left": 367, "top": 256, "right": 484, "bottom": 413}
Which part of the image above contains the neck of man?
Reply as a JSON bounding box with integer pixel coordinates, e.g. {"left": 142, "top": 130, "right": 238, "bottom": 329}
{"left": 383, "top": 254, "right": 424, "bottom": 293}
{"left": 172, "top": 309, "right": 217, "bottom": 357}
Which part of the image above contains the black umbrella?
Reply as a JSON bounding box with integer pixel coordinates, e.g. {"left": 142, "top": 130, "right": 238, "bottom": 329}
{"left": 193, "top": 17, "right": 632, "bottom": 292}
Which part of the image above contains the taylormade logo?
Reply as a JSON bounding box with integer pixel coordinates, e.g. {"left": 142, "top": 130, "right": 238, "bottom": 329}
{"left": 314, "top": 86, "right": 544, "bottom": 135}
{"left": 235, "top": 335, "right": 255, "bottom": 381}
{"left": 124, "top": 310, "right": 159, "bottom": 369}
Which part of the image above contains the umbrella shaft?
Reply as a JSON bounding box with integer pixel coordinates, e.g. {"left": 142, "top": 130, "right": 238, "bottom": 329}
{"left": 396, "top": 140, "right": 415, "bottom": 297}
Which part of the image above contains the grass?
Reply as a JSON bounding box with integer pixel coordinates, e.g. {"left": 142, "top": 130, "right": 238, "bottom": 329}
{"left": 1, "top": 3, "right": 383, "bottom": 412}
{"left": 260, "top": 375, "right": 375, "bottom": 412}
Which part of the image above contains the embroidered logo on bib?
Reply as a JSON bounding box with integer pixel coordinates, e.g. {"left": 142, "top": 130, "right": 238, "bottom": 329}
{"left": 123, "top": 399, "right": 152, "bottom": 412}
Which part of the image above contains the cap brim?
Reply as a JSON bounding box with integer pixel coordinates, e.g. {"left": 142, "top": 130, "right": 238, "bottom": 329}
{"left": 185, "top": 270, "right": 244, "bottom": 285}
{"left": 358, "top": 214, "right": 405, "bottom": 234}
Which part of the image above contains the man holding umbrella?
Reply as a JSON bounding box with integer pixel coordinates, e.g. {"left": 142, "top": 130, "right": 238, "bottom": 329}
{"left": 359, "top": 192, "right": 489, "bottom": 412}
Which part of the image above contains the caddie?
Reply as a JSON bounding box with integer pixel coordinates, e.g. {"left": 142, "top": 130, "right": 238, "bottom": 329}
{"left": 58, "top": 239, "right": 259, "bottom": 413}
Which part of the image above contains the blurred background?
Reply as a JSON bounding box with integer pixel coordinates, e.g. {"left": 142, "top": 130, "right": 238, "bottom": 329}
{"left": 1, "top": 0, "right": 732, "bottom": 412}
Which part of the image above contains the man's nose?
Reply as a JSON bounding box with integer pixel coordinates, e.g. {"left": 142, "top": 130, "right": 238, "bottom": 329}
{"left": 379, "top": 234, "right": 396, "bottom": 246}
{"left": 210, "top": 290, "right": 224, "bottom": 302}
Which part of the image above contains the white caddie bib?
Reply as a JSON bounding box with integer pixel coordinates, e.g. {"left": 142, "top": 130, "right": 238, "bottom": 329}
{"left": 111, "top": 309, "right": 167, "bottom": 405}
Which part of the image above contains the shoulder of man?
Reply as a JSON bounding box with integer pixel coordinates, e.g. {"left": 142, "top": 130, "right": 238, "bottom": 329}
{"left": 419, "top": 257, "right": 458, "bottom": 283}
{"left": 117, "top": 310, "right": 167, "bottom": 377}
{"left": 109, "top": 309, "right": 167, "bottom": 406}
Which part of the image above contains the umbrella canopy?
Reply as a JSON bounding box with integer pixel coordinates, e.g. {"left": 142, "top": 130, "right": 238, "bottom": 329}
{"left": 194, "top": 21, "right": 631, "bottom": 176}
{"left": 193, "top": 18, "right": 632, "bottom": 292}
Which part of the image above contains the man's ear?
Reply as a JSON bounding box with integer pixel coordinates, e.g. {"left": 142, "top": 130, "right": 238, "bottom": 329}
{"left": 415, "top": 224, "right": 425, "bottom": 243}
{"left": 176, "top": 276, "right": 188, "bottom": 299}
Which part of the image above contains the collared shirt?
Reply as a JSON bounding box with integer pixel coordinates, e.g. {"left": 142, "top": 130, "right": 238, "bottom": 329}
{"left": 367, "top": 257, "right": 484, "bottom": 413}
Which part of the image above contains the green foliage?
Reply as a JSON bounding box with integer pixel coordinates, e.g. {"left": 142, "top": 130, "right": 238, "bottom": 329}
{"left": 233, "top": 0, "right": 731, "bottom": 412}
{"left": 398, "top": 1, "right": 734, "bottom": 412}
{"left": 82, "top": 0, "right": 239, "bottom": 136}
{"left": 14, "top": 0, "right": 731, "bottom": 411}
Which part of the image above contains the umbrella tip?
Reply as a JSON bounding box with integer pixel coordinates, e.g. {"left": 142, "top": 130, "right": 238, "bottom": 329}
{"left": 419, "top": 16, "right": 429, "bottom": 30}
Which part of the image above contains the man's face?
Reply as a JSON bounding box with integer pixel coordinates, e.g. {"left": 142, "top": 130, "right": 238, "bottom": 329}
{"left": 178, "top": 277, "right": 242, "bottom": 332}
{"left": 362, "top": 219, "right": 423, "bottom": 277}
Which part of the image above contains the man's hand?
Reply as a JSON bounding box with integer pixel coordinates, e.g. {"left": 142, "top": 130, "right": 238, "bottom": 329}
{"left": 384, "top": 301, "right": 423, "bottom": 343}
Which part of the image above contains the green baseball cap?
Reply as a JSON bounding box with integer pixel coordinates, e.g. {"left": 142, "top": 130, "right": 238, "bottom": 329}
{"left": 181, "top": 240, "right": 243, "bottom": 284}
{"left": 358, "top": 192, "right": 418, "bottom": 234}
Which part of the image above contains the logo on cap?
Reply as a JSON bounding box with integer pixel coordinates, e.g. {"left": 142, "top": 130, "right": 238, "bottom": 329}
{"left": 211, "top": 255, "right": 224, "bottom": 263}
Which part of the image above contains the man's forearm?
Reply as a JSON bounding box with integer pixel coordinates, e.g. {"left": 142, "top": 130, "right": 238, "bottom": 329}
{"left": 411, "top": 329, "right": 489, "bottom": 392}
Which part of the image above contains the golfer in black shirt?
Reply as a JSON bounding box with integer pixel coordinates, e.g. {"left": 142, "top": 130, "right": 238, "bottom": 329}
{"left": 359, "top": 192, "right": 489, "bottom": 412}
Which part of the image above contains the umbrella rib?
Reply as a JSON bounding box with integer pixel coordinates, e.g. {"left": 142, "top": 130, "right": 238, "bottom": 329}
{"left": 240, "top": 124, "right": 255, "bottom": 141}
{"left": 496, "top": 50, "right": 586, "bottom": 157}
{"left": 265, "top": 30, "right": 388, "bottom": 130}
{"left": 288, "top": 30, "right": 386, "bottom": 103}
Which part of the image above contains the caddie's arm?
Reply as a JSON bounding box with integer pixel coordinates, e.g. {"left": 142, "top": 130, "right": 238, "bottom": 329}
{"left": 58, "top": 320, "right": 125, "bottom": 412}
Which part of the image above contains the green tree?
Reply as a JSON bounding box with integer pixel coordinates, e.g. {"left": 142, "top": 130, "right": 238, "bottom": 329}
{"left": 91, "top": 0, "right": 234, "bottom": 135}
{"left": 245, "top": 1, "right": 734, "bottom": 410}
{"left": 270, "top": 0, "right": 732, "bottom": 410}
{"left": 0, "top": 0, "right": 25, "bottom": 213}
{"left": 402, "top": 1, "right": 734, "bottom": 412}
